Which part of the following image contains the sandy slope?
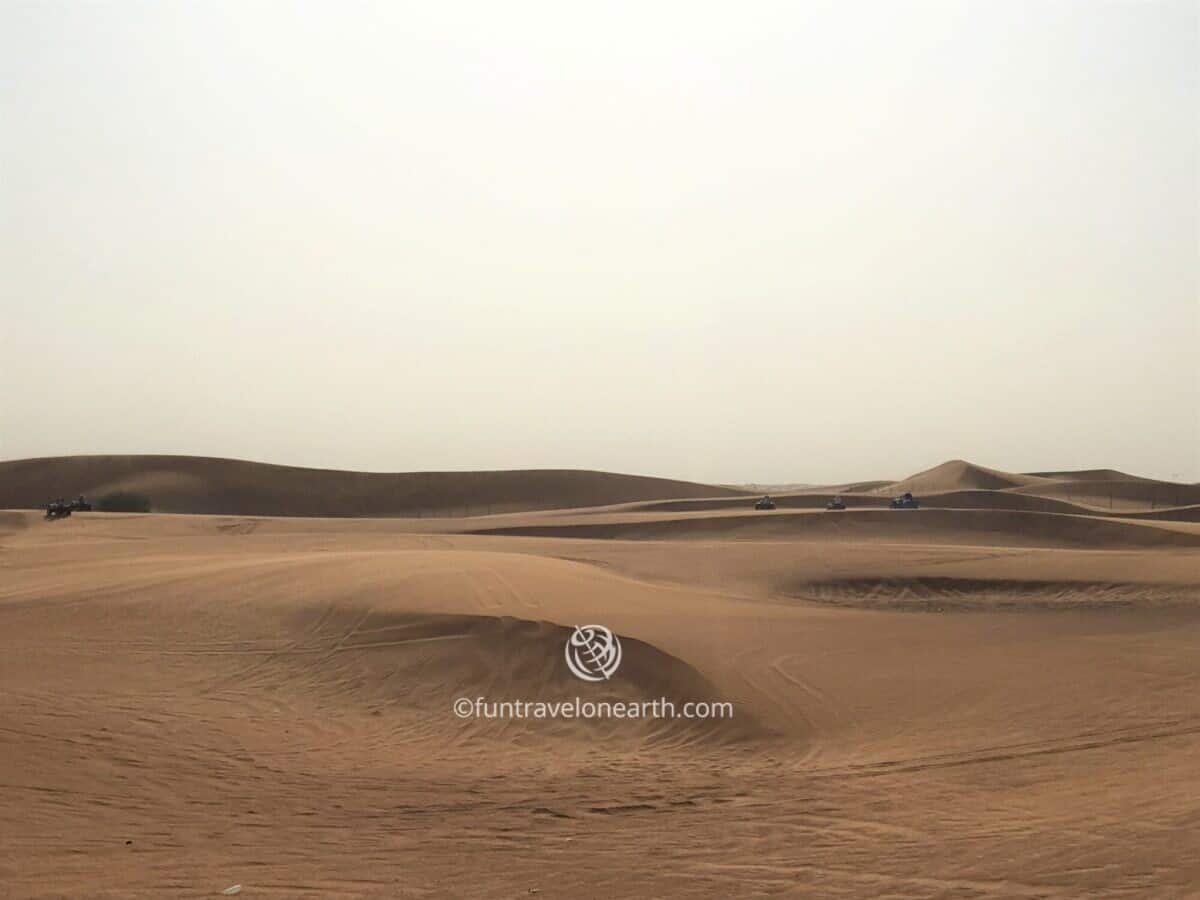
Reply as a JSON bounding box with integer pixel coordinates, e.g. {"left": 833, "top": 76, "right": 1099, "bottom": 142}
{"left": 1121, "top": 504, "right": 1200, "bottom": 522}
{"left": 1010, "top": 478, "right": 1200, "bottom": 511}
{"left": 3, "top": 460, "right": 1200, "bottom": 898}
{"left": 1025, "top": 468, "right": 1157, "bottom": 483}
{"left": 467, "top": 507, "right": 1200, "bottom": 548}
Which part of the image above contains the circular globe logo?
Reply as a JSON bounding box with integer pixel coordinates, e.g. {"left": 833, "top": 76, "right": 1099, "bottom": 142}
{"left": 565, "top": 625, "right": 622, "bottom": 682}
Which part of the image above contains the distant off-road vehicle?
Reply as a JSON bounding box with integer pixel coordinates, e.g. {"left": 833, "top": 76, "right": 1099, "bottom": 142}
{"left": 44, "top": 496, "right": 91, "bottom": 520}
{"left": 889, "top": 491, "right": 919, "bottom": 509}
{"left": 826, "top": 496, "right": 847, "bottom": 510}
{"left": 754, "top": 495, "right": 776, "bottom": 511}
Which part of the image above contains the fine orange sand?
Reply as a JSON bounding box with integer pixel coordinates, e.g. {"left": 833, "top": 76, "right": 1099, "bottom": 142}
{"left": 3, "top": 458, "right": 1200, "bottom": 898}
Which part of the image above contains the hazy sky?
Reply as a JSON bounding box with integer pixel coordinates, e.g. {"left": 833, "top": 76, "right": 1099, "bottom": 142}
{"left": 3, "top": 1, "right": 1197, "bottom": 484}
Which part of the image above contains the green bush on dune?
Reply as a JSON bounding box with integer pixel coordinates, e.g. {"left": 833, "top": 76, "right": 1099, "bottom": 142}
{"left": 97, "top": 491, "right": 151, "bottom": 512}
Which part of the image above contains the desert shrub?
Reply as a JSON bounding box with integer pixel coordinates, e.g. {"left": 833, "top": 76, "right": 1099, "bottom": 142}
{"left": 97, "top": 491, "right": 151, "bottom": 512}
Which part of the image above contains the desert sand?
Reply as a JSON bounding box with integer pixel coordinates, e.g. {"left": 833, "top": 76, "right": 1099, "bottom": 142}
{"left": 3, "top": 458, "right": 1200, "bottom": 898}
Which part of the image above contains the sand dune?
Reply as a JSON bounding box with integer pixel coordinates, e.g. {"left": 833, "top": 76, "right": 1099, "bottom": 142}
{"left": 1011, "top": 477, "right": 1200, "bottom": 510}
{"left": 1025, "top": 467, "right": 1157, "bottom": 482}
{"left": 1120, "top": 504, "right": 1200, "bottom": 522}
{"left": 0, "top": 455, "right": 743, "bottom": 517}
{"left": 882, "top": 458, "right": 1051, "bottom": 493}
{"left": 223, "top": 606, "right": 758, "bottom": 748}
{"left": 875, "top": 459, "right": 1197, "bottom": 513}
{"left": 916, "top": 488, "right": 1096, "bottom": 514}
{"left": 4, "top": 462, "right": 1200, "bottom": 897}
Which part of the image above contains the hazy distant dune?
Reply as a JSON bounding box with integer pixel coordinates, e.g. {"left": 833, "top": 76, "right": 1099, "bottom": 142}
{"left": 7, "top": 454, "right": 1193, "bottom": 519}
{"left": 0, "top": 455, "right": 745, "bottom": 517}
